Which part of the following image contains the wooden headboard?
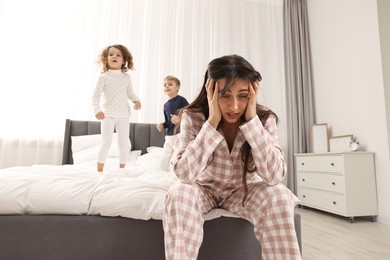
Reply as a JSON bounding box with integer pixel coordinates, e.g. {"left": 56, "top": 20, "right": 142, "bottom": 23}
{"left": 62, "top": 119, "right": 165, "bottom": 165}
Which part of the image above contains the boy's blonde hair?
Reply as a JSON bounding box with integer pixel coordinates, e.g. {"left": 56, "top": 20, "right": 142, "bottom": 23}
{"left": 164, "top": 75, "right": 181, "bottom": 87}
{"left": 98, "top": 44, "right": 134, "bottom": 73}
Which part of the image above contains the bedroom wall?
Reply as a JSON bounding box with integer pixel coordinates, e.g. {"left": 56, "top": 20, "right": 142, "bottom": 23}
{"left": 378, "top": 1, "right": 390, "bottom": 160}
{"left": 306, "top": 0, "right": 390, "bottom": 225}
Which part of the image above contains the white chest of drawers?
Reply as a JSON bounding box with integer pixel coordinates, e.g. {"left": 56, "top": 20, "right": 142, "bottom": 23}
{"left": 295, "top": 152, "right": 378, "bottom": 222}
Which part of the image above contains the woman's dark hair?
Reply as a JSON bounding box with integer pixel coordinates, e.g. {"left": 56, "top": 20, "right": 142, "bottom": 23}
{"left": 179, "top": 54, "right": 278, "bottom": 205}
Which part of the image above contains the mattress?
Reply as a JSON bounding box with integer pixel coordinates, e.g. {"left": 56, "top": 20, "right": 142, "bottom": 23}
{"left": 0, "top": 150, "right": 238, "bottom": 221}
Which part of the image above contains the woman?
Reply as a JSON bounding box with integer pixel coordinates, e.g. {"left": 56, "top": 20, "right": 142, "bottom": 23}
{"left": 163, "top": 55, "right": 301, "bottom": 260}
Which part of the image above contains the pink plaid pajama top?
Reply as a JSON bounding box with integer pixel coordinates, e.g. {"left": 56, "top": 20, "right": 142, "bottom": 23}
{"left": 171, "top": 110, "right": 286, "bottom": 191}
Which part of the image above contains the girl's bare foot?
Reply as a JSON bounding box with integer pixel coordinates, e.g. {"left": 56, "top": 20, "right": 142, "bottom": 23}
{"left": 97, "top": 162, "right": 104, "bottom": 172}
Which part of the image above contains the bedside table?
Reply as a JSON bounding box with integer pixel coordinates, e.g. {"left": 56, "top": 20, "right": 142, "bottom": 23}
{"left": 295, "top": 152, "right": 378, "bottom": 222}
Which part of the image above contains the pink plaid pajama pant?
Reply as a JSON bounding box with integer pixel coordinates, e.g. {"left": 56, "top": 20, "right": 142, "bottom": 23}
{"left": 163, "top": 181, "right": 302, "bottom": 260}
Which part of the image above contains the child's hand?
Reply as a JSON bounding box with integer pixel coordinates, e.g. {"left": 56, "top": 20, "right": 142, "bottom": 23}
{"left": 133, "top": 101, "right": 141, "bottom": 110}
{"left": 170, "top": 114, "right": 180, "bottom": 125}
{"left": 157, "top": 123, "right": 164, "bottom": 132}
{"left": 95, "top": 111, "right": 105, "bottom": 120}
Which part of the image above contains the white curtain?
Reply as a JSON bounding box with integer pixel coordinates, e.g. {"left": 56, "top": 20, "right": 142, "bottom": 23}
{"left": 0, "top": 0, "right": 285, "bottom": 169}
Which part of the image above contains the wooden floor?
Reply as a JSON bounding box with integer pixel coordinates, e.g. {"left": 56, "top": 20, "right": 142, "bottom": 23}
{"left": 296, "top": 207, "right": 390, "bottom": 260}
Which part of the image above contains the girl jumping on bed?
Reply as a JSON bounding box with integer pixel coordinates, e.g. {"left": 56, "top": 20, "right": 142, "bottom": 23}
{"left": 92, "top": 44, "right": 141, "bottom": 172}
{"left": 163, "top": 55, "right": 301, "bottom": 259}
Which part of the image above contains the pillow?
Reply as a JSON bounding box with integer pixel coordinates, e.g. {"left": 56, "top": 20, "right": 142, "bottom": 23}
{"left": 159, "top": 136, "right": 176, "bottom": 172}
{"left": 71, "top": 133, "right": 122, "bottom": 164}
{"left": 128, "top": 150, "right": 142, "bottom": 164}
{"left": 146, "top": 146, "right": 164, "bottom": 155}
{"left": 136, "top": 150, "right": 163, "bottom": 170}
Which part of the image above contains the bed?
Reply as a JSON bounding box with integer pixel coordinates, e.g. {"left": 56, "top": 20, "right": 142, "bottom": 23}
{"left": 0, "top": 119, "right": 301, "bottom": 260}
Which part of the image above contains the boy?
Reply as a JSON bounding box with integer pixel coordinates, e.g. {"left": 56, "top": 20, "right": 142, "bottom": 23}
{"left": 157, "top": 76, "right": 189, "bottom": 171}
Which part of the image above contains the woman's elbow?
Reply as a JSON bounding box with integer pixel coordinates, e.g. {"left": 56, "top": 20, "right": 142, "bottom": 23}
{"left": 263, "top": 163, "right": 286, "bottom": 186}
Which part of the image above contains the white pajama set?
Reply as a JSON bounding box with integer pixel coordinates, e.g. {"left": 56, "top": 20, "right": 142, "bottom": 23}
{"left": 92, "top": 70, "right": 140, "bottom": 164}
{"left": 163, "top": 110, "right": 301, "bottom": 260}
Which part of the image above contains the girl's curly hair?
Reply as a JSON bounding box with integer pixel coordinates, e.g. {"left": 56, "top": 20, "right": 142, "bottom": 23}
{"left": 98, "top": 44, "right": 134, "bottom": 73}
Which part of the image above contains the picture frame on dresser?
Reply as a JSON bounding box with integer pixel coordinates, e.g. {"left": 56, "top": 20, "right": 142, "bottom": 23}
{"left": 329, "top": 135, "right": 353, "bottom": 153}
{"left": 311, "top": 124, "right": 329, "bottom": 153}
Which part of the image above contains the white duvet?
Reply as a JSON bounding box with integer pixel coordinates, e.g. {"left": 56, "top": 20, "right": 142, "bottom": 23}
{"left": 0, "top": 158, "right": 238, "bottom": 221}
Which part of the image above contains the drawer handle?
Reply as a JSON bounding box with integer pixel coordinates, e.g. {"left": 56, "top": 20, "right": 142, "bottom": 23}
{"left": 303, "top": 195, "right": 306, "bottom": 198}
{"left": 331, "top": 163, "right": 335, "bottom": 166}
{"left": 302, "top": 179, "right": 305, "bottom": 182}
{"left": 333, "top": 201, "right": 336, "bottom": 205}
{"left": 301, "top": 162, "right": 305, "bottom": 166}
{"left": 332, "top": 182, "right": 335, "bottom": 185}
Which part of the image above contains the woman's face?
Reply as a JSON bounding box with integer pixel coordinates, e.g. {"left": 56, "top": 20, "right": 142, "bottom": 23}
{"left": 217, "top": 78, "right": 250, "bottom": 124}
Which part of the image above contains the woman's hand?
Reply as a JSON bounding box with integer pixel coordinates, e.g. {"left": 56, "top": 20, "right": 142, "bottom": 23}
{"left": 95, "top": 111, "right": 105, "bottom": 120}
{"left": 206, "top": 78, "right": 221, "bottom": 128}
{"left": 245, "top": 81, "right": 259, "bottom": 122}
{"left": 133, "top": 100, "right": 141, "bottom": 110}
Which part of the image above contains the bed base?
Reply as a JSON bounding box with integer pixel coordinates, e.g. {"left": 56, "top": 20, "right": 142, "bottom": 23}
{"left": 0, "top": 214, "right": 301, "bottom": 260}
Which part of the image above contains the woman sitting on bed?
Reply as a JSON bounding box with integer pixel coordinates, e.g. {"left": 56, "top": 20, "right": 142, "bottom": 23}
{"left": 162, "top": 55, "right": 301, "bottom": 260}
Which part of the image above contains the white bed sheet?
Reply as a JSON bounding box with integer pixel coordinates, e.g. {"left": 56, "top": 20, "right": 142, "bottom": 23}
{"left": 0, "top": 157, "right": 238, "bottom": 221}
